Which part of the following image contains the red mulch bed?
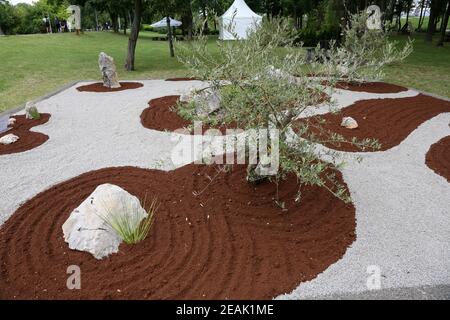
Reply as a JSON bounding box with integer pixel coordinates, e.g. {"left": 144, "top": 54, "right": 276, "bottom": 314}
{"left": 0, "top": 114, "right": 51, "bottom": 156}
{"left": 165, "top": 77, "right": 200, "bottom": 81}
{"left": 0, "top": 164, "right": 355, "bottom": 300}
{"left": 426, "top": 136, "right": 450, "bottom": 182}
{"left": 141, "top": 95, "right": 236, "bottom": 135}
{"left": 298, "top": 94, "right": 450, "bottom": 152}
{"left": 333, "top": 81, "right": 408, "bottom": 93}
{"left": 76, "top": 82, "right": 143, "bottom": 92}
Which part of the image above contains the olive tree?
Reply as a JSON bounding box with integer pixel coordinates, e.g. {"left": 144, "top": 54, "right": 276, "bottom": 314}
{"left": 175, "top": 18, "right": 388, "bottom": 207}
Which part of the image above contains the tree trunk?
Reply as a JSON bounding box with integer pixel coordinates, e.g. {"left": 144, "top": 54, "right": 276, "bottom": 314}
{"left": 404, "top": 2, "right": 411, "bottom": 28}
{"left": 123, "top": 13, "right": 127, "bottom": 35}
{"left": 125, "top": 0, "right": 142, "bottom": 71}
{"left": 167, "top": 17, "right": 175, "bottom": 58}
{"left": 418, "top": 0, "right": 426, "bottom": 30}
{"left": 426, "top": 0, "right": 439, "bottom": 41}
{"left": 293, "top": 6, "right": 298, "bottom": 30}
{"left": 95, "top": 9, "right": 99, "bottom": 31}
{"left": 202, "top": 6, "right": 208, "bottom": 34}
{"left": 111, "top": 12, "right": 119, "bottom": 33}
{"left": 437, "top": 0, "right": 450, "bottom": 46}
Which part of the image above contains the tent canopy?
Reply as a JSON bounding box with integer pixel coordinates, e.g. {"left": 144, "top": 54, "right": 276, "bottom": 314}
{"left": 219, "top": 0, "right": 262, "bottom": 40}
{"left": 150, "top": 17, "right": 182, "bottom": 28}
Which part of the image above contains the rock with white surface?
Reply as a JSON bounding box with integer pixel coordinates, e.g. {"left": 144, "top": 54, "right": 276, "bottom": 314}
{"left": 0, "top": 134, "right": 19, "bottom": 145}
{"left": 62, "top": 184, "right": 147, "bottom": 259}
{"left": 8, "top": 118, "right": 16, "bottom": 126}
{"left": 341, "top": 117, "right": 358, "bottom": 129}
{"left": 98, "top": 52, "right": 121, "bottom": 89}
{"left": 25, "top": 102, "right": 40, "bottom": 120}
{"left": 192, "top": 88, "right": 221, "bottom": 116}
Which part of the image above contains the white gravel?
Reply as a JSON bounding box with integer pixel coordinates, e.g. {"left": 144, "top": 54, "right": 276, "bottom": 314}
{"left": 0, "top": 80, "right": 449, "bottom": 298}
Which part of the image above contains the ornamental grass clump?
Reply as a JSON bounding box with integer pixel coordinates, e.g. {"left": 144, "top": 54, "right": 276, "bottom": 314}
{"left": 100, "top": 196, "right": 158, "bottom": 245}
{"left": 175, "top": 13, "right": 409, "bottom": 205}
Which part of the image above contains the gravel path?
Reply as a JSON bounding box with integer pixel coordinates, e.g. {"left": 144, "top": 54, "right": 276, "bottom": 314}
{"left": 0, "top": 80, "right": 448, "bottom": 299}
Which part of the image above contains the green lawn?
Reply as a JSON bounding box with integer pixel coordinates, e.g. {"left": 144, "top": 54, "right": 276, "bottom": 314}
{"left": 0, "top": 31, "right": 449, "bottom": 113}
{"left": 401, "top": 16, "right": 431, "bottom": 31}
{"left": 384, "top": 35, "right": 450, "bottom": 97}
{"left": 0, "top": 31, "right": 216, "bottom": 112}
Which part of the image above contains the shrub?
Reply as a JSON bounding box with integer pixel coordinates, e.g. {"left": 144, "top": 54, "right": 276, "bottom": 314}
{"left": 29, "top": 108, "right": 41, "bottom": 120}
{"left": 176, "top": 18, "right": 383, "bottom": 206}
{"left": 320, "top": 12, "right": 413, "bottom": 83}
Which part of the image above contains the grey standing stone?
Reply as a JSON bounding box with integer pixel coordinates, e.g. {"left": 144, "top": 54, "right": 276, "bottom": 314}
{"left": 98, "top": 52, "right": 121, "bottom": 89}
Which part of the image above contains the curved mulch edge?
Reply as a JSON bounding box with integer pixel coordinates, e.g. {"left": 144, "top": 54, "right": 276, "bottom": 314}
{"left": 76, "top": 82, "right": 144, "bottom": 92}
{"left": 0, "top": 114, "right": 51, "bottom": 156}
{"left": 426, "top": 136, "right": 450, "bottom": 182}
{"left": 141, "top": 95, "right": 236, "bottom": 135}
{"left": 333, "top": 81, "right": 408, "bottom": 94}
{"left": 297, "top": 94, "right": 450, "bottom": 152}
{"left": 0, "top": 163, "right": 355, "bottom": 300}
{"left": 165, "top": 77, "right": 200, "bottom": 82}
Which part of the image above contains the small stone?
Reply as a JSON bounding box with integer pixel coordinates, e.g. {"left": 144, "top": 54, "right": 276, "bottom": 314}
{"left": 8, "top": 118, "right": 16, "bottom": 126}
{"left": 25, "top": 102, "right": 40, "bottom": 120}
{"left": 0, "top": 134, "right": 19, "bottom": 145}
{"left": 341, "top": 117, "right": 358, "bottom": 129}
{"left": 98, "top": 52, "right": 121, "bottom": 89}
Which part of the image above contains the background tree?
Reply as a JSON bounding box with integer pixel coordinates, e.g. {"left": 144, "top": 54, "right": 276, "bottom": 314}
{"left": 125, "top": 0, "right": 143, "bottom": 70}
{"left": 426, "top": 0, "right": 446, "bottom": 41}
{"left": 437, "top": 0, "right": 450, "bottom": 46}
{"left": 0, "top": 0, "right": 19, "bottom": 35}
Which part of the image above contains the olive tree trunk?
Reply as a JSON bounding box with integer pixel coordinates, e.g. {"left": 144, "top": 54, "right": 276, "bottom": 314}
{"left": 125, "top": 0, "right": 142, "bottom": 71}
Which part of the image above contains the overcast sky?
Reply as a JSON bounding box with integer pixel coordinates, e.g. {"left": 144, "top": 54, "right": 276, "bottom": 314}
{"left": 9, "top": 0, "right": 36, "bottom": 5}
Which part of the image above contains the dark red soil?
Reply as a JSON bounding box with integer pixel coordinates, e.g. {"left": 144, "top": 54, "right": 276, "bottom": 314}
{"left": 141, "top": 95, "right": 236, "bottom": 135}
{"left": 0, "top": 114, "right": 51, "bottom": 156}
{"left": 426, "top": 136, "right": 450, "bottom": 182}
{"left": 76, "top": 82, "right": 144, "bottom": 92}
{"left": 299, "top": 94, "right": 450, "bottom": 152}
{"left": 333, "top": 81, "right": 408, "bottom": 93}
{"left": 165, "top": 77, "right": 199, "bottom": 81}
{"left": 0, "top": 164, "right": 355, "bottom": 300}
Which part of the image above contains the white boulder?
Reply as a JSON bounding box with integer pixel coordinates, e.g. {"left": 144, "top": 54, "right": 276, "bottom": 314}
{"left": 98, "top": 52, "right": 121, "bottom": 89}
{"left": 180, "top": 87, "right": 196, "bottom": 103}
{"left": 8, "top": 117, "right": 16, "bottom": 126}
{"left": 265, "top": 65, "right": 298, "bottom": 84}
{"left": 25, "top": 102, "right": 39, "bottom": 120}
{"left": 180, "top": 87, "right": 222, "bottom": 116}
{"left": 62, "top": 184, "right": 147, "bottom": 260}
{"left": 0, "top": 134, "right": 19, "bottom": 145}
{"left": 341, "top": 117, "right": 359, "bottom": 129}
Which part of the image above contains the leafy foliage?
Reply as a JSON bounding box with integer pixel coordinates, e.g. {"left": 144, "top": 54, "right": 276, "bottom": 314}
{"left": 318, "top": 12, "right": 413, "bottom": 83}
{"left": 176, "top": 16, "right": 391, "bottom": 205}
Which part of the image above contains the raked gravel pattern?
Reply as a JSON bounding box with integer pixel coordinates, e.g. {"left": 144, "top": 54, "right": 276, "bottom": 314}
{"left": 0, "top": 80, "right": 449, "bottom": 298}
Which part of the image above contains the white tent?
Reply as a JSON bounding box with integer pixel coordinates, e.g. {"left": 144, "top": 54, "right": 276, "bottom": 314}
{"left": 218, "top": 0, "right": 263, "bottom": 40}
{"left": 150, "top": 17, "right": 182, "bottom": 28}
